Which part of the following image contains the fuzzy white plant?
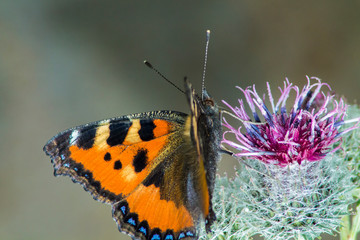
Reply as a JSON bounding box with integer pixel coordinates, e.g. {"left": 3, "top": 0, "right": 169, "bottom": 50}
{"left": 201, "top": 155, "right": 355, "bottom": 240}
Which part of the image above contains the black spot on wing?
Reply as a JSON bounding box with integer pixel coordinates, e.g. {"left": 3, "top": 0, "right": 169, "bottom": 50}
{"left": 104, "top": 152, "right": 111, "bottom": 161}
{"left": 133, "top": 149, "right": 148, "bottom": 173}
{"left": 114, "top": 160, "right": 122, "bottom": 170}
{"left": 138, "top": 119, "right": 156, "bottom": 141}
{"left": 115, "top": 201, "right": 129, "bottom": 217}
{"left": 136, "top": 220, "right": 150, "bottom": 238}
{"left": 149, "top": 228, "right": 162, "bottom": 240}
{"left": 77, "top": 125, "right": 97, "bottom": 150}
{"left": 107, "top": 119, "right": 132, "bottom": 146}
{"left": 143, "top": 168, "right": 164, "bottom": 188}
{"left": 124, "top": 213, "right": 138, "bottom": 227}
{"left": 164, "top": 229, "right": 175, "bottom": 240}
{"left": 164, "top": 230, "right": 175, "bottom": 240}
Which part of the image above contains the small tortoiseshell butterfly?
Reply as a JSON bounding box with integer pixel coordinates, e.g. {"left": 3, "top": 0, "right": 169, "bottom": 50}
{"left": 43, "top": 31, "right": 222, "bottom": 240}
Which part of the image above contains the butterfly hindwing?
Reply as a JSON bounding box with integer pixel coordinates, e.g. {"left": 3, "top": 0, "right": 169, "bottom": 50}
{"left": 112, "top": 113, "right": 211, "bottom": 239}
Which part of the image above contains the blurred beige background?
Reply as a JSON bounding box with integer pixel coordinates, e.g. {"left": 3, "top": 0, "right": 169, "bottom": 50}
{"left": 1, "top": 1, "right": 359, "bottom": 240}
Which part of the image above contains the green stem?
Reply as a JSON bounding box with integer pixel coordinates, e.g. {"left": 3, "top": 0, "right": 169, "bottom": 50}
{"left": 340, "top": 215, "right": 351, "bottom": 240}
{"left": 348, "top": 204, "right": 360, "bottom": 240}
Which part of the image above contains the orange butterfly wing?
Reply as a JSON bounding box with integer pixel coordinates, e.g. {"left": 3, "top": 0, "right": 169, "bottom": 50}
{"left": 44, "top": 110, "right": 206, "bottom": 240}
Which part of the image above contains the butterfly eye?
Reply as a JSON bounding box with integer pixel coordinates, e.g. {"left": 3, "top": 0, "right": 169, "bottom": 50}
{"left": 204, "top": 99, "right": 214, "bottom": 106}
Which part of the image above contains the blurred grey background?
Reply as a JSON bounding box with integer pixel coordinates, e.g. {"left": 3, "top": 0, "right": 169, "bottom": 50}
{"left": 1, "top": 1, "right": 359, "bottom": 240}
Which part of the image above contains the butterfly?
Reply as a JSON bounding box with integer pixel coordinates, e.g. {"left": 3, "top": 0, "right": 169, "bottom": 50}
{"left": 43, "top": 32, "right": 223, "bottom": 240}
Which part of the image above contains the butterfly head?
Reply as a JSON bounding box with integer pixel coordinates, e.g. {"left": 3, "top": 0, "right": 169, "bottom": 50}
{"left": 201, "top": 88, "right": 218, "bottom": 115}
{"left": 184, "top": 79, "right": 219, "bottom": 118}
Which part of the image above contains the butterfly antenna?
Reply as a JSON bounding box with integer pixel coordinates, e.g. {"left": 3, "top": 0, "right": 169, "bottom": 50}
{"left": 201, "top": 30, "right": 211, "bottom": 100}
{"left": 144, "top": 60, "right": 185, "bottom": 95}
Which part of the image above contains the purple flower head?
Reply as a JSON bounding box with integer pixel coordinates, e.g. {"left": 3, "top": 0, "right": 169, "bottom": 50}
{"left": 222, "top": 77, "right": 359, "bottom": 166}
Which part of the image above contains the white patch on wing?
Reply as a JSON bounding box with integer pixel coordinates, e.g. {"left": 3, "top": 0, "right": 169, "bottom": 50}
{"left": 124, "top": 119, "right": 141, "bottom": 144}
{"left": 94, "top": 124, "right": 110, "bottom": 149}
{"left": 69, "top": 130, "right": 80, "bottom": 145}
{"left": 121, "top": 165, "right": 137, "bottom": 182}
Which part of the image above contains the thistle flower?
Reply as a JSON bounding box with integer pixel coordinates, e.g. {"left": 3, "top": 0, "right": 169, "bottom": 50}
{"left": 222, "top": 76, "right": 359, "bottom": 166}
{"left": 201, "top": 77, "right": 360, "bottom": 240}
